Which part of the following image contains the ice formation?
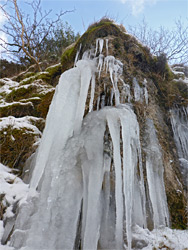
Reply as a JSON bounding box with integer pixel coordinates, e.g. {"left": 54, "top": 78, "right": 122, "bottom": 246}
{"left": 9, "top": 38, "right": 169, "bottom": 250}
{"left": 170, "top": 106, "right": 188, "bottom": 185}
{"left": 144, "top": 119, "right": 169, "bottom": 228}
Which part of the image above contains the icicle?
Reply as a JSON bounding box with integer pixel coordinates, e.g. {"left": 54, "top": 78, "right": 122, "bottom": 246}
{"left": 98, "top": 54, "right": 104, "bottom": 79}
{"left": 170, "top": 106, "right": 188, "bottom": 186}
{"left": 80, "top": 112, "right": 106, "bottom": 250}
{"left": 106, "top": 39, "right": 109, "bottom": 55}
{"left": 123, "top": 82, "right": 131, "bottom": 103}
{"left": 144, "top": 118, "right": 169, "bottom": 228}
{"left": 82, "top": 51, "right": 90, "bottom": 59}
{"left": 99, "top": 39, "right": 104, "bottom": 54}
{"left": 97, "top": 96, "right": 100, "bottom": 110}
{"left": 74, "top": 60, "right": 97, "bottom": 133}
{"left": 101, "top": 94, "right": 105, "bottom": 109}
{"left": 107, "top": 111, "right": 124, "bottom": 249}
{"left": 74, "top": 43, "right": 82, "bottom": 67}
{"left": 110, "top": 88, "right": 114, "bottom": 106}
{"left": 170, "top": 106, "right": 188, "bottom": 159}
{"left": 104, "top": 56, "right": 122, "bottom": 106}
{"left": 99, "top": 153, "right": 113, "bottom": 248}
{"left": 143, "top": 79, "right": 148, "bottom": 105}
{"left": 95, "top": 39, "right": 99, "bottom": 56}
{"left": 120, "top": 107, "right": 135, "bottom": 250}
{"left": 133, "top": 77, "right": 143, "bottom": 103}
{"left": 89, "top": 73, "right": 96, "bottom": 112}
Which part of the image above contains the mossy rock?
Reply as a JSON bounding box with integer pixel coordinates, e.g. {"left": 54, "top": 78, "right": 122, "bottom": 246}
{"left": 61, "top": 20, "right": 125, "bottom": 72}
{"left": 0, "top": 123, "right": 41, "bottom": 175}
{"left": 2, "top": 90, "right": 54, "bottom": 119}
{"left": 61, "top": 44, "right": 77, "bottom": 73}
{"left": 167, "top": 190, "right": 187, "bottom": 229}
{"left": 19, "top": 72, "right": 51, "bottom": 85}
{"left": 45, "top": 63, "right": 62, "bottom": 86}
{"left": 5, "top": 84, "right": 39, "bottom": 102}
{"left": 5, "top": 80, "right": 54, "bottom": 103}
{"left": 28, "top": 117, "right": 45, "bottom": 132}
{"left": 36, "top": 90, "right": 55, "bottom": 118}
{"left": 61, "top": 20, "right": 153, "bottom": 76}
{"left": 0, "top": 102, "right": 35, "bottom": 118}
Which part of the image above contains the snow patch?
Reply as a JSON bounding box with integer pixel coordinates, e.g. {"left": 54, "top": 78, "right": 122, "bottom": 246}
{"left": 0, "top": 116, "right": 42, "bottom": 135}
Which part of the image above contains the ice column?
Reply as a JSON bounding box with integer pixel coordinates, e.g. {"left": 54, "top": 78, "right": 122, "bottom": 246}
{"left": 170, "top": 106, "right": 188, "bottom": 185}
{"left": 80, "top": 111, "right": 106, "bottom": 250}
{"left": 170, "top": 106, "right": 188, "bottom": 159}
{"left": 107, "top": 111, "right": 124, "bottom": 248}
{"left": 133, "top": 77, "right": 143, "bottom": 103}
{"left": 29, "top": 59, "right": 97, "bottom": 191}
{"left": 104, "top": 56, "right": 123, "bottom": 105}
{"left": 144, "top": 118, "right": 169, "bottom": 228}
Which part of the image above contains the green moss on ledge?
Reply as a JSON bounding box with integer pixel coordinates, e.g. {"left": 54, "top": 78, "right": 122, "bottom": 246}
{"left": 20, "top": 72, "right": 51, "bottom": 85}
{"left": 36, "top": 90, "right": 55, "bottom": 118}
{"left": 46, "top": 63, "right": 62, "bottom": 86}
{"left": 0, "top": 102, "right": 35, "bottom": 118}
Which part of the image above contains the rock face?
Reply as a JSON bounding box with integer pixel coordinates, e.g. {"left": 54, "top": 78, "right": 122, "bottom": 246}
{"left": 0, "top": 20, "right": 187, "bottom": 249}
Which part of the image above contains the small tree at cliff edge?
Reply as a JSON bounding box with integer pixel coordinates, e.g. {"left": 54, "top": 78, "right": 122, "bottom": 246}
{"left": 0, "top": 0, "right": 76, "bottom": 71}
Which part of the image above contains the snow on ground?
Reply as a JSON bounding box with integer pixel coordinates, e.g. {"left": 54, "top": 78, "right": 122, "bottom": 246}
{"left": 0, "top": 163, "right": 29, "bottom": 249}
{"left": 0, "top": 163, "right": 29, "bottom": 217}
{"left": 133, "top": 225, "right": 188, "bottom": 250}
{"left": 0, "top": 162, "right": 188, "bottom": 249}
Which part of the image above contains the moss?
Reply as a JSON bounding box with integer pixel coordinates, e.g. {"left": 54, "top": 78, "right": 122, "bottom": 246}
{"left": 23, "top": 72, "right": 36, "bottom": 79}
{"left": 61, "top": 45, "right": 76, "bottom": 73}
{"left": 46, "top": 64, "right": 61, "bottom": 77}
{"left": 164, "top": 63, "right": 174, "bottom": 81}
{"left": 28, "top": 117, "right": 45, "bottom": 132}
{"left": 19, "top": 72, "right": 50, "bottom": 85}
{"left": 167, "top": 190, "right": 187, "bottom": 229}
{"left": 151, "top": 70, "right": 188, "bottom": 110}
{"left": 0, "top": 126, "right": 39, "bottom": 175}
{"left": 80, "top": 22, "right": 122, "bottom": 48}
{"left": 37, "top": 90, "right": 55, "bottom": 118}
{"left": 19, "top": 75, "right": 37, "bottom": 85}
{"left": 5, "top": 85, "right": 39, "bottom": 102}
{"left": 61, "top": 21, "right": 126, "bottom": 73}
{"left": 0, "top": 102, "right": 35, "bottom": 118}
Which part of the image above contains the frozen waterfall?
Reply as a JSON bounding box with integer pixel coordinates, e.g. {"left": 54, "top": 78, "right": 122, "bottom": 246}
{"left": 10, "top": 38, "right": 169, "bottom": 250}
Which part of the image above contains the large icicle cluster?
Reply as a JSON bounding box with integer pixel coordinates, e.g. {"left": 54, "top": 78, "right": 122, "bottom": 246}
{"left": 9, "top": 38, "right": 169, "bottom": 250}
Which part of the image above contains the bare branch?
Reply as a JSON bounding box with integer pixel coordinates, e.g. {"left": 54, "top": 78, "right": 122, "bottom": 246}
{"left": 128, "top": 17, "right": 188, "bottom": 65}
{"left": 0, "top": 0, "right": 75, "bottom": 69}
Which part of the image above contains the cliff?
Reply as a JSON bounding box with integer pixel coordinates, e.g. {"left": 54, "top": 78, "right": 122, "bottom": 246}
{"left": 0, "top": 19, "right": 187, "bottom": 249}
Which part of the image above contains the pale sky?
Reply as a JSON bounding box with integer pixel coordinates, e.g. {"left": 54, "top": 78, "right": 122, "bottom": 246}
{"left": 0, "top": 0, "right": 187, "bottom": 54}
{"left": 39, "top": 0, "right": 188, "bottom": 34}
